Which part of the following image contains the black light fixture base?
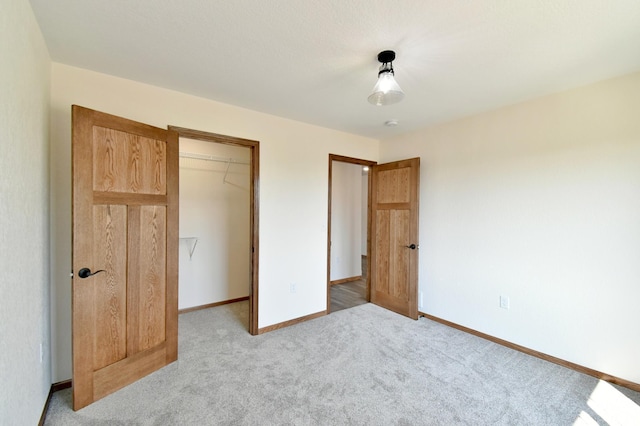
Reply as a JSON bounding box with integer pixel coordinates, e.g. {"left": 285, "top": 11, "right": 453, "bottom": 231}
{"left": 368, "top": 48, "right": 404, "bottom": 106}
{"left": 377, "top": 50, "right": 396, "bottom": 64}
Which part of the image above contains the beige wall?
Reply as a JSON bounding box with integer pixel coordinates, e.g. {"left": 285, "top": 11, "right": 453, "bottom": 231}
{"left": 380, "top": 71, "right": 640, "bottom": 384}
{"left": 50, "top": 63, "right": 379, "bottom": 381}
{"left": 0, "top": 0, "right": 51, "bottom": 423}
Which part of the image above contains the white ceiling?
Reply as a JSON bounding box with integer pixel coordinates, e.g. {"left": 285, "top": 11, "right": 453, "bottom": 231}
{"left": 29, "top": 0, "right": 640, "bottom": 139}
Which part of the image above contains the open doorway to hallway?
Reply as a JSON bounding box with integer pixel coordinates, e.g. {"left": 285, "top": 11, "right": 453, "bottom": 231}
{"left": 327, "top": 155, "right": 376, "bottom": 313}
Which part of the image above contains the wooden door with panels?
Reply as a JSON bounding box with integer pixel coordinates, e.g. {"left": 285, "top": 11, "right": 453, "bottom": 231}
{"left": 370, "top": 158, "right": 420, "bottom": 319}
{"left": 72, "top": 105, "right": 179, "bottom": 410}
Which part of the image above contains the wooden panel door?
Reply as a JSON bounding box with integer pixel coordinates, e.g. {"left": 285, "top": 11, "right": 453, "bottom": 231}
{"left": 72, "top": 105, "right": 178, "bottom": 410}
{"left": 370, "top": 158, "right": 420, "bottom": 319}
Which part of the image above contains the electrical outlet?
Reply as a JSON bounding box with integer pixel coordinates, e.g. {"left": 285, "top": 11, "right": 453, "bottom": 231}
{"left": 419, "top": 291, "right": 424, "bottom": 308}
{"left": 500, "top": 295, "right": 510, "bottom": 310}
{"left": 39, "top": 343, "right": 43, "bottom": 363}
{"left": 290, "top": 283, "right": 297, "bottom": 294}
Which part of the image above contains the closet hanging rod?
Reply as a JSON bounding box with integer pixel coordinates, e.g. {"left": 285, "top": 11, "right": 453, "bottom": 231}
{"left": 179, "top": 151, "right": 250, "bottom": 165}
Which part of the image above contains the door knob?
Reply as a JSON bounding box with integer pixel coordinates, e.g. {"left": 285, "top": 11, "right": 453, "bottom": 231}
{"left": 405, "top": 244, "right": 417, "bottom": 250}
{"left": 78, "top": 268, "right": 105, "bottom": 279}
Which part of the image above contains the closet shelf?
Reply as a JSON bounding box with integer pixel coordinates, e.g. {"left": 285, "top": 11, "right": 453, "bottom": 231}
{"left": 179, "top": 237, "right": 199, "bottom": 260}
{"left": 179, "top": 151, "right": 249, "bottom": 165}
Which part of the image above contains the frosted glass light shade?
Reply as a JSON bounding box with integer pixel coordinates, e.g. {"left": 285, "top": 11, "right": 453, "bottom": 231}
{"left": 368, "top": 72, "right": 405, "bottom": 106}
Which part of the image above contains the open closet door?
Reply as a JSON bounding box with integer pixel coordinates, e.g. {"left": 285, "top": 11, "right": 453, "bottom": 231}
{"left": 71, "top": 105, "right": 179, "bottom": 410}
{"left": 370, "top": 158, "right": 420, "bottom": 319}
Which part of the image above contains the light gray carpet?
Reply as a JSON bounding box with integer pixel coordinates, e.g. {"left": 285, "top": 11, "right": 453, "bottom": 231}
{"left": 45, "top": 302, "right": 640, "bottom": 425}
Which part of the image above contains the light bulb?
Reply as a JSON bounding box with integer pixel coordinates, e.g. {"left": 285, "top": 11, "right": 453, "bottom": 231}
{"left": 368, "top": 71, "right": 404, "bottom": 106}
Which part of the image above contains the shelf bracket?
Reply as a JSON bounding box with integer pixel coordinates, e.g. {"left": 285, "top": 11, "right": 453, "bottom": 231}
{"left": 180, "top": 237, "right": 199, "bottom": 260}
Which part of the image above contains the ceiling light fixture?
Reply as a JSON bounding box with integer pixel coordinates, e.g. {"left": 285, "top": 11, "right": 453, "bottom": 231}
{"left": 368, "top": 50, "right": 405, "bottom": 106}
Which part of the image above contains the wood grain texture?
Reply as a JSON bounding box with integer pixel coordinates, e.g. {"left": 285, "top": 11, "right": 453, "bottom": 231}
{"left": 326, "top": 158, "right": 333, "bottom": 319}
{"left": 328, "top": 154, "right": 376, "bottom": 166}
{"left": 93, "top": 192, "right": 167, "bottom": 206}
{"left": 164, "top": 129, "right": 179, "bottom": 362}
{"left": 390, "top": 210, "right": 410, "bottom": 300}
{"left": 93, "top": 343, "right": 168, "bottom": 402}
{"left": 137, "top": 205, "right": 167, "bottom": 352}
{"left": 370, "top": 158, "right": 420, "bottom": 320}
{"left": 365, "top": 175, "right": 373, "bottom": 303}
{"left": 377, "top": 167, "right": 410, "bottom": 204}
{"left": 373, "top": 202, "right": 411, "bottom": 211}
{"left": 72, "top": 105, "right": 97, "bottom": 410}
{"left": 249, "top": 141, "right": 259, "bottom": 336}
{"left": 92, "top": 205, "right": 127, "bottom": 370}
{"left": 92, "top": 127, "right": 166, "bottom": 195}
{"left": 375, "top": 210, "right": 391, "bottom": 295}
{"left": 168, "top": 126, "right": 259, "bottom": 147}
{"left": 73, "top": 105, "right": 177, "bottom": 410}
{"left": 126, "top": 206, "right": 141, "bottom": 356}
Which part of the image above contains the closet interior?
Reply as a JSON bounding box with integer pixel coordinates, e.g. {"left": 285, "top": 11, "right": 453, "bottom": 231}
{"left": 178, "top": 137, "right": 251, "bottom": 312}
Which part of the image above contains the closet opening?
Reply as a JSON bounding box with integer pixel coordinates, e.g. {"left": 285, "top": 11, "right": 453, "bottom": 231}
{"left": 169, "top": 126, "right": 259, "bottom": 335}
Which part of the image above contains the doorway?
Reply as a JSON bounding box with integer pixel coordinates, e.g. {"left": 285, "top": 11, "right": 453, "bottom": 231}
{"left": 327, "top": 154, "right": 376, "bottom": 313}
{"left": 178, "top": 139, "right": 250, "bottom": 311}
{"left": 169, "top": 126, "right": 259, "bottom": 335}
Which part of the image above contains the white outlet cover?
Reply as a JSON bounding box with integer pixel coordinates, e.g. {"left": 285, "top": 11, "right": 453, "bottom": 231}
{"left": 500, "top": 296, "right": 510, "bottom": 309}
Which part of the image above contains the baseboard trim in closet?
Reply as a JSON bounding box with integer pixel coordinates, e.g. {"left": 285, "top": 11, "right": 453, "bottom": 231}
{"left": 179, "top": 296, "right": 249, "bottom": 314}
